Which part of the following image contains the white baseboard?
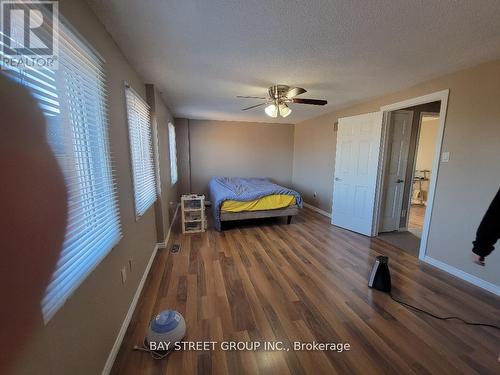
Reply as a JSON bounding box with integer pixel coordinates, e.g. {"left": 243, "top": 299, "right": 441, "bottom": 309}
{"left": 101, "top": 205, "right": 179, "bottom": 375}
{"left": 101, "top": 243, "right": 159, "bottom": 374}
{"left": 422, "top": 255, "right": 500, "bottom": 297}
{"left": 303, "top": 202, "right": 332, "bottom": 218}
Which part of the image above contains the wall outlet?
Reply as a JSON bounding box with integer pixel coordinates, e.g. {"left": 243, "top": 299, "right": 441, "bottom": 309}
{"left": 121, "top": 267, "right": 127, "bottom": 284}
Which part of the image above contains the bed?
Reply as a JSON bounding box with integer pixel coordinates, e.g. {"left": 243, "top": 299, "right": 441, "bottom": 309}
{"left": 208, "top": 177, "right": 303, "bottom": 231}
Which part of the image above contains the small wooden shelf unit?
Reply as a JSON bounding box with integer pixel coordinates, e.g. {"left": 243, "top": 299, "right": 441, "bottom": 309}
{"left": 181, "top": 194, "right": 206, "bottom": 234}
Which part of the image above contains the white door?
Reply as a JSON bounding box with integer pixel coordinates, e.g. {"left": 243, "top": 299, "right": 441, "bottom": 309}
{"left": 331, "top": 112, "right": 384, "bottom": 236}
{"left": 379, "top": 110, "right": 413, "bottom": 232}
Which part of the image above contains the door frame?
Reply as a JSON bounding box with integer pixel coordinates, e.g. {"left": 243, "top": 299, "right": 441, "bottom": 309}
{"left": 375, "top": 89, "right": 449, "bottom": 260}
{"left": 402, "top": 111, "right": 440, "bottom": 229}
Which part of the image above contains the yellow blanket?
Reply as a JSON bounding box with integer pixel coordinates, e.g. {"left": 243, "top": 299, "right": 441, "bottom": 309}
{"left": 221, "top": 194, "right": 296, "bottom": 212}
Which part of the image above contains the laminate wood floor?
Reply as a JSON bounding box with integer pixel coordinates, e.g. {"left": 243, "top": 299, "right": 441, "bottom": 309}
{"left": 112, "top": 208, "right": 500, "bottom": 375}
{"left": 409, "top": 204, "right": 426, "bottom": 236}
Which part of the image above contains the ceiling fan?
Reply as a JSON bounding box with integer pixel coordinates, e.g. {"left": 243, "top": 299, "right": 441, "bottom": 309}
{"left": 237, "top": 85, "right": 327, "bottom": 118}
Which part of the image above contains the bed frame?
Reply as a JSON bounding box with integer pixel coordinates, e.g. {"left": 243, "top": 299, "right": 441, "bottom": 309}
{"left": 220, "top": 205, "right": 299, "bottom": 226}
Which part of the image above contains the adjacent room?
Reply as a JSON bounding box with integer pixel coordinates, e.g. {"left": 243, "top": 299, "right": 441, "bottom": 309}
{"left": 377, "top": 101, "right": 442, "bottom": 257}
{"left": 410, "top": 113, "right": 441, "bottom": 236}
{"left": 1, "top": 1, "right": 500, "bottom": 375}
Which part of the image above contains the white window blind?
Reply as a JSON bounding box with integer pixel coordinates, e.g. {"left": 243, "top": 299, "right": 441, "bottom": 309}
{"left": 168, "top": 122, "right": 178, "bottom": 185}
{"left": 1, "top": 14, "right": 121, "bottom": 322}
{"left": 125, "top": 85, "right": 157, "bottom": 217}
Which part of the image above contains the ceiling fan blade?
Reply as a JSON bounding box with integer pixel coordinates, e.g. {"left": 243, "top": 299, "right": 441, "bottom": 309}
{"left": 292, "top": 98, "right": 327, "bottom": 105}
{"left": 286, "top": 87, "right": 307, "bottom": 98}
{"left": 241, "top": 102, "right": 266, "bottom": 111}
{"left": 237, "top": 95, "right": 267, "bottom": 99}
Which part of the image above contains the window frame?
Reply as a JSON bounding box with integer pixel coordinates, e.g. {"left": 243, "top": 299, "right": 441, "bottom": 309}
{"left": 124, "top": 82, "right": 158, "bottom": 219}
{"left": 168, "top": 122, "right": 178, "bottom": 186}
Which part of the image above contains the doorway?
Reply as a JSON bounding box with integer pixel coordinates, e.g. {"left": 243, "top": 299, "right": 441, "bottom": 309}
{"left": 408, "top": 112, "right": 440, "bottom": 238}
{"left": 330, "top": 90, "right": 449, "bottom": 260}
{"left": 377, "top": 102, "right": 442, "bottom": 257}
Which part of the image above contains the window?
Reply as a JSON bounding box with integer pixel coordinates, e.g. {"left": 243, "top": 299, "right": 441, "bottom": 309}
{"left": 168, "top": 122, "right": 178, "bottom": 185}
{"left": 125, "top": 85, "right": 157, "bottom": 217}
{"left": 1, "top": 16, "right": 121, "bottom": 321}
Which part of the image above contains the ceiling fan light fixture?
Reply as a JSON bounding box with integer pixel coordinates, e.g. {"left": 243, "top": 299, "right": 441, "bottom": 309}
{"left": 265, "top": 103, "right": 278, "bottom": 118}
{"left": 238, "top": 85, "right": 327, "bottom": 117}
{"left": 278, "top": 103, "right": 291, "bottom": 117}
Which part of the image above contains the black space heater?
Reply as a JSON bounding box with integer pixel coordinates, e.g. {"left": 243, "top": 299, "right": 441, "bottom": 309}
{"left": 368, "top": 255, "right": 392, "bottom": 293}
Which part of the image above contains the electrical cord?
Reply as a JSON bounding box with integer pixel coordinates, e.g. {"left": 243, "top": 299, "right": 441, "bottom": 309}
{"left": 389, "top": 292, "right": 500, "bottom": 331}
{"left": 133, "top": 339, "right": 173, "bottom": 360}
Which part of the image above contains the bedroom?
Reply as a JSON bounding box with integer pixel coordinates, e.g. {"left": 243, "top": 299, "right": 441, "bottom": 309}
{"left": 1, "top": 1, "right": 500, "bottom": 374}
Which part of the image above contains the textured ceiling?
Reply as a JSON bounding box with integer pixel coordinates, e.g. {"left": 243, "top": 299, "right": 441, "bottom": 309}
{"left": 88, "top": 0, "right": 500, "bottom": 124}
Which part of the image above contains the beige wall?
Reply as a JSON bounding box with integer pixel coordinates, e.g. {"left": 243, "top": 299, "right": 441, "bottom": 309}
{"left": 292, "top": 60, "right": 500, "bottom": 287}
{"left": 413, "top": 117, "right": 439, "bottom": 200}
{"left": 292, "top": 115, "right": 337, "bottom": 211}
{"left": 187, "top": 119, "right": 295, "bottom": 196}
{"left": 13, "top": 1, "right": 177, "bottom": 374}
{"left": 416, "top": 118, "right": 439, "bottom": 171}
{"left": 147, "top": 85, "right": 179, "bottom": 241}
{"left": 175, "top": 118, "right": 192, "bottom": 195}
